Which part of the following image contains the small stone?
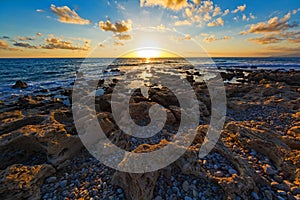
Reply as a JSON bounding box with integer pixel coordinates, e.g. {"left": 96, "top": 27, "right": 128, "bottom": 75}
{"left": 264, "top": 190, "right": 273, "bottom": 200}
{"left": 117, "top": 188, "right": 123, "bottom": 194}
{"left": 273, "top": 175, "right": 283, "bottom": 183}
{"left": 47, "top": 176, "right": 57, "bottom": 183}
{"left": 214, "top": 171, "right": 223, "bottom": 177}
{"left": 263, "top": 164, "right": 277, "bottom": 175}
{"left": 182, "top": 181, "right": 190, "bottom": 192}
{"left": 277, "top": 196, "right": 285, "bottom": 200}
{"left": 277, "top": 190, "right": 287, "bottom": 196}
{"left": 291, "top": 187, "right": 300, "bottom": 195}
{"left": 228, "top": 168, "right": 238, "bottom": 175}
{"left": 193, "top": 189, "right": 198, "bottom": 197}
{"left": 184, "top": 196, "right": 193, "bottom": 200}
{"left": 59, "top": 180, "right": 68, "bottom": 188}
{"left": 251, "top": 192, "right": 259, "bottom": 200}
{"left": 154, "top": 196, "right": 163, "bottom": 200}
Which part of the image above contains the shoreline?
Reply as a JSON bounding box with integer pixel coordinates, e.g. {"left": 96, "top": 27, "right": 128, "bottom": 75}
{"left": 0, "top": 69, "right": 300, "bottom": 199}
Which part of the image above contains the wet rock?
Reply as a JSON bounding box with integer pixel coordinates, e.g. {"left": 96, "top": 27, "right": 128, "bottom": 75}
{"left": 12, "top": 80, "right": 28, "bottom": 89}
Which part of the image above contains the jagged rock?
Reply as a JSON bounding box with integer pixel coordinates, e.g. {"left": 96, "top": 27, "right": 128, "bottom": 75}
{"left": 12, "top": 80, "right": 28, "bottom": 89}
{"left": 0, "top": 164, "right": 55, "bottom": 200}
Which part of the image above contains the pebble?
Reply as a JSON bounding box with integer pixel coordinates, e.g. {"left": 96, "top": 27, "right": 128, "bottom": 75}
{"left": 228, "top": 168, "right": 238, "bottom": 175}
{"left": 182, "top": 181, "right": 190, "bottom": 192}
{"left": 264, "top": 190, "right": 273, "bottom": 200}
{"left": 59, "top": 180, "right": 68, "bottom": 188}
{"left": 251, "top": 192, "right": 259, "bottom": 200}
{"left": 117, "top": 188, "right": 123, "bottom": 194}
{"left": 184, "top": 196, "right": 193, "bottom": 200}
{"left": 154, "top": 196, "right": 163, "bottom": 200}
{"left": 263, "top": 164, "right": 277, "bottom": 175}
{"left": 277, "top": 190, "right": 287, "bottom": 196}
{"left": 46, "top": 176, "right": 57, "bottom": 183}
{"left": 214, "top": 171, "right": 223, "bottom": 177}
{"left": 277, "top": 196, "right": 285, "bottom": 200}
{"left": 291, "top": 187, "right": 300, "bottom": 195}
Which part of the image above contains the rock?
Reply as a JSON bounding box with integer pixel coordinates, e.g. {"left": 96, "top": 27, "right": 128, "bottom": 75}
{"left": 46, "top": 176, "right": 57, "bottom": 183}
{"left": 277, "top": 196, "right": 285, "bottom": 200}
{"left": 184, "top": 196, "right": 193, "bottom": 200}
{"left": 0, "top": 164, "right": 55, "bottom": 199}
{"left": 182, "top": 181, "right": 190, "bottom": 192}
{"left": 264, "top": 190, "right": 273, "bottom": 200}
{"left": 291, "top": 187, "right": 300, "bottom": 195}
{"left": 277, "top": 190, "right": 286, "bottom": 196}
{"left": 228, "top": 168, "right": 238, "bottom": 175}
{"left": 154, "top": 196, "right": 163, "bottom": 200}
{"left": 271, "top": 181, "right": 290, "bottom": 191}
{"left": 59, "top": 180, "right": 68, "bottom": 188}
{"left": 214, "top": 171, "right": 223, "bottom": 177}
{"left": 12, "top": 80, "right": 28, "bottom": 89}
{"left": 251, "top": 192, "right": 259, "bottom": 200}
{"left": 262, "top": 164, "right": 277, "bottom": 175}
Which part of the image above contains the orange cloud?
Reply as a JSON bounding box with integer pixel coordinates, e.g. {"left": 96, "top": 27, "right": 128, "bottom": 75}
{"left": 99, "top": 20, "right": 132, "bottom": 33}
{"left": 207, "top": 17, "right": 224, "bottom": 27}
{"left": 42, "top": 36, "right": 90, "bottom": 50}
{"left": 140, "top": 0, "right": 188, "bottom": 11}
{"left": 50, "top": 4, "right": 90, "bottom": 25}
{"left": 240, "top": 13, "right": 297, "bottom": 34}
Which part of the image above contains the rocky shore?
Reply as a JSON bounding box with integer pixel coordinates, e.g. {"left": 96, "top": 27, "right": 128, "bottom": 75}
{"left": 0, "top": 69, "right": 300, "bottom": 200}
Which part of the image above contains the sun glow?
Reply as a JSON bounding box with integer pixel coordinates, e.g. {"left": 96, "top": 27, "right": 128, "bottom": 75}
{"left": 136, "top": 49, "right": 161, "bottom": 58}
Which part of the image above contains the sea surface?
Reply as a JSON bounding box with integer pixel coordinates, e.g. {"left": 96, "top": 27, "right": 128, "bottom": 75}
{"left": 0, "top": 57, "right": 300, "bottom": 101}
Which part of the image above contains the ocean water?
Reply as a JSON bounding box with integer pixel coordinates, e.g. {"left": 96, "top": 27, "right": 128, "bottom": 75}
{"left": 0, "top": 57, "right": 300, "bottom": 101}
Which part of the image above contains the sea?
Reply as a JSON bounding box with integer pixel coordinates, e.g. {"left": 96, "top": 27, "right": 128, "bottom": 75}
{"left": 0, "top": 57, "right": 300, "bottom": 101}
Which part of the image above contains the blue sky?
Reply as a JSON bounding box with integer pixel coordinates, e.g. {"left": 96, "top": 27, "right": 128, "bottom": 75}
{"left": 0, "top": 0, "right": 299, "bottom": 57}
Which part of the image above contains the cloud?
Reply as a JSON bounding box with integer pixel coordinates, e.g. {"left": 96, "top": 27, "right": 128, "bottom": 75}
{"left": 241, "top": 13, "right": 297, "bottom": 34}
{"left": 113, "top": 34, "right": 132, "bottom": 40}
{"left": 232, "top": 4, "right": 246, "bottom": 13}
{"left": 36, "top": 32, "right": 43, "bottom": 37}
{"left": 42, "top": 35, "right": 90, "bottom": 50}
{"left": 266, "top": 45, "right": 300, "bottom": 52}
{"left": 213, "top": 6, "right": 221, "bottom": 17}
{"left": 0, "top": 40, "right": 19, "bottom": 51}
{"left": 16, "top": 36, "right": 35, "bottom": 41}
{"left": 50, "top": 4, "right": 90, "bottom": 25}
{"left": 174, "top": 34, "right": 192, "bottom": 41}
{"left": 117, "top": 4, "right": 126, "bottom": 11}
{"left": 36, "top": 9, "right": 45, "bottom": 12}
{"left": 113, "top": 41, "right": 124, "bottom": 46}
{"left": 247, "top": 36, "right": 283, "bottom": 44}
{"left": 140, "top": 0, "right": 188, "bottom": 11}
{"left": 223, "top": 9, "right": 230, "bottom": 16}
{"left": 203, "top": 35, "right": 230, "bottom": 43}
{"left": 175, "top": 19, "right": 192, "bottom": 26}
{"left": 13, "top": 42, "right": 38, "bottom": 49}
{"left": 292, "top": 8, "right": 300, "bottom": 15}
{"left": 99, "top": 19, "right": 132, "bottom": 33}
{"left": 207, "top": 17, "right": 224, "bottom": 27}
{"left": 247, "top": 30, "right": 300, "bottom": 45}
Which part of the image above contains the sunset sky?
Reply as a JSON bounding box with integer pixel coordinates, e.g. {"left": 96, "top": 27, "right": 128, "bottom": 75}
{"left": 0, "top": 0, "right": 299, "bottom": 58}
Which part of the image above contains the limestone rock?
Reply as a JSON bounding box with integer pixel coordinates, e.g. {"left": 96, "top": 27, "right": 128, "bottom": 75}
{"left": 0, "top": 164, "right": 55, "bottom": 199}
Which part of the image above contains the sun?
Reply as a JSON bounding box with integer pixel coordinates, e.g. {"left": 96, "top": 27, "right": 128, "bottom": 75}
{"left": 137, "top": 49, "right": 161, "bottom": 58}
